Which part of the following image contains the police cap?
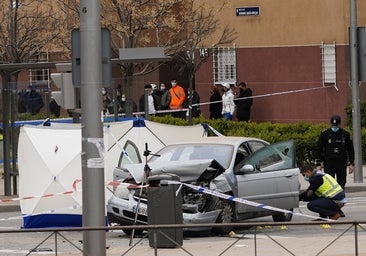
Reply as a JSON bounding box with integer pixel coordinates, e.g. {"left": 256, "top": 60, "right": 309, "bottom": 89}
{"left": 330, "top": 115, "right": 341, "bottom": 126}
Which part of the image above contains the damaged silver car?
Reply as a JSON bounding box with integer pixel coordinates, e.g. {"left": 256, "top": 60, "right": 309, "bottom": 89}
{"left": 106, "top": 137, "right": 300, "bottom": 235}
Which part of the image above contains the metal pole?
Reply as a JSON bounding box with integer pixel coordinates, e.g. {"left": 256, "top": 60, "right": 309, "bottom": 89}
{"left": 354, "top": 223, "right": 359, "bottom": 255}
{"left": 144, "top": 88, "right": 149, "bottom": 120}
{"left": 113, "top": 86, "right": 118, "bottom": 121}
{"left": 1, "top": 72, "right": 11, "bottom": 196}
{"left": 10, "top": 79, "right": 17, "bottom": 195}
{"left": 350, "top": 0, "right": 363, "bottom": 183}
{"left": 79, "top": 0, "right": 106, "bottom": 255}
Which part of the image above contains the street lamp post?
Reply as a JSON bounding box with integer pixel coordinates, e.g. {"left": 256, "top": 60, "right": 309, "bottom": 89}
{"left": 79, "top": 0, "right": 106, "bottom": 255}
{"left": 350, "top": 0, "right": 363, "bottom": 183}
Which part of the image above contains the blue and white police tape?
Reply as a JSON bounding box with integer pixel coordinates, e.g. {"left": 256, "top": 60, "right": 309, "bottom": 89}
{"left": 169, "top": 180, "right": 333, "bottom": 222}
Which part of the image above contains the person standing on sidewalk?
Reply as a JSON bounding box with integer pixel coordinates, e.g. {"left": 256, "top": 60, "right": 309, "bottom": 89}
{"left": 169, "top": 79, "right": 186, "bottom": 118}
{"left": 221, "top": 83, "right": 235, "bottom": 120}
{"left": 299, "top": 165, "right": 346, "bottom": 220}
{"left": 139, "top": 84, "right": 158, "bottom": 115}
{"left": 159, "top": 82, "right": 171, "bottom": 116}
{"left": 234, "top": 81, "right": 253, "bottom": 122}
{"left": 314, "top": 115, "right": 354, "bottom": 217}
{"left": 209, "top": 85, "right": 222, "bottom": 119}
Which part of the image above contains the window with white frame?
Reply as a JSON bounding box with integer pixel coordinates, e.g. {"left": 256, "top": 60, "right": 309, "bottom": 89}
{"left": 321, "top": 42, "right": 336, "bottom": 87}
{"left": 213, "top": 47, "right": 237, "bottom": 85}
{"left": 29, "top": 52, "right": 50, "bottom": 86}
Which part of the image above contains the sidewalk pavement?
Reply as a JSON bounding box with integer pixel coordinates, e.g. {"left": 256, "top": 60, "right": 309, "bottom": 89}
{"left": 1, "top": 167, "right": 365, "bottom": 213}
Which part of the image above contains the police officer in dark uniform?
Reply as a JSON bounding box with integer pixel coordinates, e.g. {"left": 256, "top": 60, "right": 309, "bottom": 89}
{"left": 314, "top": 115, "right": 355, "bottom": 217}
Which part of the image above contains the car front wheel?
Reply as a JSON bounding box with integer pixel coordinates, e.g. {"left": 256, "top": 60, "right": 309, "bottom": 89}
{"left": 272, "top": 209, "right": 293, "bottom": 222}
{"left": 212, "top": 200, "right": 234, "bottom": 235}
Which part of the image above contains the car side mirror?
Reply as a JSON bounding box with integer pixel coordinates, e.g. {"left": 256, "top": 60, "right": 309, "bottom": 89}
{"left": 234, "top": 164, "right": 256, "bottom": 175}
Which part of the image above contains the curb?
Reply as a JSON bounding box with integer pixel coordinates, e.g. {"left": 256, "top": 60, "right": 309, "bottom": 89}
{"left": 345, "top": 186, "right": 365, "bottom": 193}
{"left": 0, "top": 204, "right": 20, "bottom": 212}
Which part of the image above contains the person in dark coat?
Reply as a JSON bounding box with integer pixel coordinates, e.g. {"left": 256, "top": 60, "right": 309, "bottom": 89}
{"left": 234, "top": 81, "right": 253, "bottom": 122}
{"left": 209, "top": 85, "right": 222, "bottom": 119}
{"left": 159, "top": 83, "right": 170, "bottom": 111}
{"left": 17, "top": 90, "right": 27, "bottom": 113}
{"left": 314, "top": 115, "right": 355, "bottom": 190}
{"left": 184, "top": 87, "right": 201, "bottom": 118}
{"left": 49, "top": 97, "right": 61, "bottom": 117}
{"left": 25, "top": 86, "right": 44, "bottom": 115}
{"left": 139, "top": 84, "right": 158, "bottom": 115}
{"left": 314, "top": 114, "right": 355, "bottom": 217}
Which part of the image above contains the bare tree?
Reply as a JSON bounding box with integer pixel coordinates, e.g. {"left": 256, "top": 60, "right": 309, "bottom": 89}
{"left": 0, "top": 0, "right": 62, "bottom": 195}
{"left": 165, "top": 0, "right": 237, "bottom": 123}
{"left": 101, "top": 0, "right": 186, "bottom": 116}
{"left": 0, "top": 1, "right": 61, "bottom": 65}
{"left": 53, "top": 0, "right": 80, "bottom": 54}
{"left": 55, "top": 0, "right": 184, "bottom": 116}
{"left": 54, "top": 0, "right": 236, "bottom": 119}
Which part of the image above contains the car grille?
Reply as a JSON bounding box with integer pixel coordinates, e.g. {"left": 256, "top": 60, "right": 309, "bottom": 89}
{"left": 123, "top": 210, "right": 148, "bottom": 223}
{"left": 112, "top": 207, "right": 120, "bottom": 214}
{"left": 133, "top": 195, "right": 148, "bottom": 203}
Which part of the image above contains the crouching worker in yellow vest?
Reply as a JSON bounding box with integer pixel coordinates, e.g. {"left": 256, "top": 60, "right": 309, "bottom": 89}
{"left": 299, "top": 165, "right": 346, "bottom": 220}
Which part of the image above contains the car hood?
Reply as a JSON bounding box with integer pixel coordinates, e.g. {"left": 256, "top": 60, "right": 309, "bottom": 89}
{"left": 124, "top": 159, "right": 225, "bottom": 184}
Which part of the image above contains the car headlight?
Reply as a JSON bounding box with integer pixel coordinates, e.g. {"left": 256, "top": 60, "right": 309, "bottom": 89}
{"left": 114, "top": 183, "right": 131, "bottom": 200}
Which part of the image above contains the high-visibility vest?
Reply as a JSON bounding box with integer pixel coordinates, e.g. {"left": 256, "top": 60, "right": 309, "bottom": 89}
{"left": 315, "top": 173, "right": 343, "bottom": 198}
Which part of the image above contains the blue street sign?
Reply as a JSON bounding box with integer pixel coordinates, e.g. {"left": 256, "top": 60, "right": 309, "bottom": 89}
{"left": 236, "top": 7, "right": 260, "bottom": 16}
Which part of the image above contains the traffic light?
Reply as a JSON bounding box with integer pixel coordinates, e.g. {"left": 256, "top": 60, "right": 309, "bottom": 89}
{"left": 50, "top": 72, "right": 76, "bottom": 109}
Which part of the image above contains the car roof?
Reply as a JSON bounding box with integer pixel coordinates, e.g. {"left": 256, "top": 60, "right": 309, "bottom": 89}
{"left": 170, "top": 136, "right": 269, "bottom": 147}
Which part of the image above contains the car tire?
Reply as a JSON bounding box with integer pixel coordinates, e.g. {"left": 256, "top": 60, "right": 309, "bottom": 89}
{"left": 272, "top": 209, "right": 293, "bottom": 222}
{"left": 212, "top": 200, "right": 234, "bottom": 235}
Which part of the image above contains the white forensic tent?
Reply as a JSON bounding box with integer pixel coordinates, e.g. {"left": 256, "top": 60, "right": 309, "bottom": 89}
{"left": 18, "top": 123, "right": 82, "bottom": 228}
{"left": 18, "top": 119, "right": 213, "bottom": 228}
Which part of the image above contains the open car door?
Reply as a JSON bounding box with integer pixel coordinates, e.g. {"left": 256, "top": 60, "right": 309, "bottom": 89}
{"left": 235, "top": 140, "right": 299, "bottom": 216}
{"left": 113, "top": 140, "right": 142, "bottom": 182}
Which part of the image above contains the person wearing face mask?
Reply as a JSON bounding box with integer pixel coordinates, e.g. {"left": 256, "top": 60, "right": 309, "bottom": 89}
{"left": 119, "top": 93, "right": 137, "bottom": 115}
{"left": 139, "top": 84, "right": 158, "bottom": 115}
{"left": 169, "top": 79, "right": 186, "bottom": 118}
{"left": 299, "top": 165, "right": 346, "bottom": 220}
{"left": 118, "top": 93, "right": 126, "bottom": 113}
{"left": 314, "top": 115, "right": 354, "bottom": 217}
{"left": 160, "top": 83, "right": 171, "bottom": 111}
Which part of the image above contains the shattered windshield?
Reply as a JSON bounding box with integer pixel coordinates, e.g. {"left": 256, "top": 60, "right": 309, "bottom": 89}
{"left": 150, "top": 144, "right": 234, "bottom": 169}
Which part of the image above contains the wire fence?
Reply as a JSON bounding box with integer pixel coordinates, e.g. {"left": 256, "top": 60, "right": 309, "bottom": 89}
{"left": 0, "top": 220, "right": 365, "bottom": 256}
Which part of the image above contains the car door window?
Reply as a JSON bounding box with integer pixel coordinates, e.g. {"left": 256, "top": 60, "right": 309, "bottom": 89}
{"left": 234, "top": 143, "right": 251, "bottom": 169}
{"left": 118, "top": 140, "right": 142, "bottom": 168}
{"left": 244, "top": 140, "right": 295, "bottom": 172}
{"left": 247, "top": 140, "right": 268, "bottom": 153}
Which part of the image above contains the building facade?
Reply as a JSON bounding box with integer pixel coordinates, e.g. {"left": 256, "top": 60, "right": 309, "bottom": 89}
{"left": 3, "top": 0, "right": 366, "bottom": 124}
{"left": 194, "top": 0, "right": 366, "bottom": 123}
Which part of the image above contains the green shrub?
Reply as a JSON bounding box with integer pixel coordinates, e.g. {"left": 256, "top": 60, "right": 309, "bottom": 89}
{"left": 150, "top": 115, "right": 360, "bottom": 166}
{"left": 346, "top": 100, "right": 366, "bottom": 127}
